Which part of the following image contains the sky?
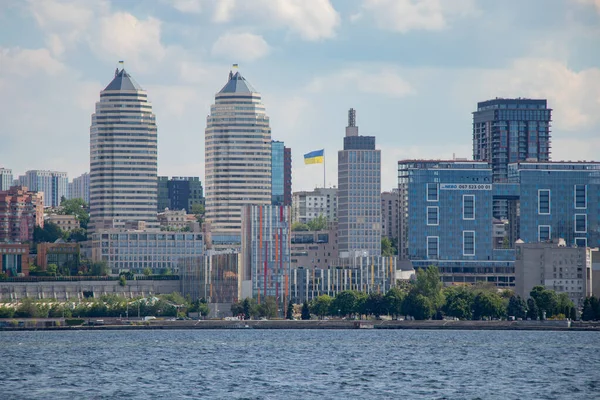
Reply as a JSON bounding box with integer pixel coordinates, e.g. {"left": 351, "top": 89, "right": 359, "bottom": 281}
{"left": 0, "top": 0, "right": 599, "bottom": 192}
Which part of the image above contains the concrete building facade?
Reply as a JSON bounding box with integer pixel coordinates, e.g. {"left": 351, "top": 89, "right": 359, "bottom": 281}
{"left": 515, "top": 241, "right": 589, "bottom": 307}
{"left": 338, "top": 108, "right": 381, "bottom": 257}
{"left": 89, "top": 67, "right": 158, "bottom": 233}
{"left": 45, "top": 214, "right": 80, "bottom": 232}
{"left": 290, "top": 225, "right": 338, "bottom": 270}
{"left": 157, "top": 176, "right": 204, "bottom": 213}
{"left": 271, "top": 141, "right": 285, "bottom": 206}
{"left": 381, "top": 190, "right": 399, "bottom": 242}
{"left": 292, "top": 188, "right": 337, "bottom": 224}
{"left": 205, "top": 70, "right": 272, "bottom": 237}
{"left": 0, "top": 243, "right": 30, "bottom": 276}
{"left": 0, "top": 169, "right": 13, "bottom": 191}
{"left": 70, "top": 172, "right": 90, "bottom": 204}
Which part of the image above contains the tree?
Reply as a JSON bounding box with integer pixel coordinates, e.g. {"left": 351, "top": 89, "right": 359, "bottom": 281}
{"left": 384, "top": 288, "right": 405, "bottom": 319}
{"left": 331, "top": 291, "right": 358, "bottom": 318}
{"left": 526, "top": 298, "right": 539, "bottom": 320}
{"left": 413, "top": 266, "right": 445, "bottom": 313}
{"left": 143, "top": 267, "right": 152, "bottom": 276}
{"left": 119, "top": 276, "right": 127, "bottom": 287}
{"left": 59, "top": 198, "right": 90, "bottom": 229}
{"left": 311, "top": 295, "right": 332, "bottom": 319}
{"left": 258, "top": 297, "right": 277, "bottom": 319}
{"left": 365, "top": 292, "right": 386, "bottom": 318}
{"left": 242, "top": 298, "right": 252, "bottom": 320}
{"left": 33, "top": 222, "right": 63, "bottom": 243}
{"left": 507, "top": 295, "right": 528, "bottom": 320}
{"left": 301, "top": 301, "right": 311, "bottom": 320}
{"left": 530, "top": 286, "right": 558, "bottom": 319}
{"left": 443, "top": 286, "right": 474, "bottom": 320}
{"left": 402, "top": 292, "right": 433, "bottom": 320}
{"left": 47, "top": 263, "right": 58, "bottom": 276}
{"left": 591, "top": 296, "right": 600, "bottom": 320}
{"left": 231, "top": 301, "right": 244, "bottom": 317}
{"left": 381, "top": 237, "right": 395, "bottom": 257}
{"left": 90, "top": 261, "right": 109, "bottom": 276}
{"left": 286, "top": 300, "right": 294, "bottom": 320}
{"left": 472, "top": 291, "right": 505, "bottom": 320}
{"left": 291, "top": 222, "right": 310, "bottom": 231}
{"left": 556, "top": 293, "right": 574, "bottom": 317}
{"left": 191, "top": 203, "right": 205, "bottom": 224}
{"left": 582, "top": 297, "right": 595, "bottom": 321}
{"left": 67, "top": 228, "right": 87, "bottom": 242}
{"left": 198, "top": 301, "right": 210, "bottom": 318}
{"left": 307, "top": 215, "right": 327, "bottom": 231}
{"left": 569, "top": 306, "right": 577, "bottom": 321}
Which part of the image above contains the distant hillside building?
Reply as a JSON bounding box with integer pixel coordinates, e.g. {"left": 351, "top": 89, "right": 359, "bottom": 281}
{"left": 0, "top": 169, "right": 13, "bottom": 191}
{"left": 69, "top": 172, "right": 90, "bottom": 204}
{"left": 157, "top": 176, "right": 204, "bottom": 213}
{"left": 45, "top": 214, "right": 80, "bottom": 232}
{"left": 24, "top": 170, "right": 68, "bottom": 207}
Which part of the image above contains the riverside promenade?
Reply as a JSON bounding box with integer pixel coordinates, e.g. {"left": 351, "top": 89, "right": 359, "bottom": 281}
{"left": 2, "top": 318, "right": 599, "bottom": 331}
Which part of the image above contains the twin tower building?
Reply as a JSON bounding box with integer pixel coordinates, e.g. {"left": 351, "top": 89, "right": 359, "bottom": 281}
{"left": 89, "top": 65, "right": 382, "bottom": 256}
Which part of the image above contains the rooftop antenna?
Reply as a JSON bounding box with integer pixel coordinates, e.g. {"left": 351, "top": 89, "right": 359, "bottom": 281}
{"left": 116, "top": 60, "right": 124, "bottom": 77}
{"left": 346, "top": 108, "right": 358, "bottom": 137}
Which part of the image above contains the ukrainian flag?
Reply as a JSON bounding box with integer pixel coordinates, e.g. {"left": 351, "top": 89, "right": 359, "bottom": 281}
{"left": 304, "top": 149, "right": 324, "bottom": 164}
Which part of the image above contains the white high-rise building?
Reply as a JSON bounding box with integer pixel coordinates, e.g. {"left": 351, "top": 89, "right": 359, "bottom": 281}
{"left": 69, "top": 172, "right": 90, "bottom": 204}
{"left": 89, "top": 66, "right": 158, "bottom": 233}
{"left": 24, "top": 170, "right": 68, "bottom": 207}
{"left": 0, "top": 168, "right": 13, "bottom": 191}
{"left": 292, "top": 188, "right": 337, "bottom": 224}
{"left": 205, "top": 69, "right": 272, "bottom": 237}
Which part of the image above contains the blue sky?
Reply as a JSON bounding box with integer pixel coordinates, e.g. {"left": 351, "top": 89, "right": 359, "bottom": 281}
{"left": 0, "top": 0, "right": 599, "bottom": 192}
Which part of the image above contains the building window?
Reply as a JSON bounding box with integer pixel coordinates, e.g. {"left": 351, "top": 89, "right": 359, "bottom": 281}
{"left": 574, "top": 185, "right": 587, "bottom": 209}
{"left": 575, "top": 238, "right": 587, "bottom": 248}
{"left": 427, "top": 183, "right": 438, "bottom": 202}
{"left": 538, "top": 225, "right": 551, "bottom": 242}
{"left": 575, "top": 214, "right": 587, "bottom": 233}
{"left": 463, "top": 195, "right": 475, "bottom": 220}
{"left": 427, "top": 236, "right": 439, "bottom": 259}
{"left": 538, "top": 189, "right": 550, "bottom": 215}
{"left": 463, "top": 231, "right": 475, "bottom": 256}
{"left": 427, "top": 206, "right": 439, "bottom": 226}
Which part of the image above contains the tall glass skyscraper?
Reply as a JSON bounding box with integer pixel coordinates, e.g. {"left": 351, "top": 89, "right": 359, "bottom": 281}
{"left": 338, "top": 109, "right": 381, "bottom": 256}
{"left": 24, "top": 170, "right": 68, "bottom": 207}
{"left": 271, "top": 141, "right": 284, "bottom": 206}
{"left": 473, "top": 98, "right": 552, "bottom": 218}
{"left": 205, "top": 69, "right": 272, "bottom": 236}
{"left": 0, "top": 169, "right": 13, "bottom": 191}
{"left": 89, "top": 67, "right": 158, "bottom": 232}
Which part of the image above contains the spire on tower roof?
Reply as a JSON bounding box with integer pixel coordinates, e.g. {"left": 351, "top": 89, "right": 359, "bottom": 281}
{"left": 218, "top": 70, "right": 256, "bottom": 94}
{"left": 104, "top": 65, "right": 142, "bottom": 91}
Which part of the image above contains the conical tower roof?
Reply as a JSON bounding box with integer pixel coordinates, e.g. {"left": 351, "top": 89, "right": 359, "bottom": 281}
{"left": 104, "top": 68, "right": 143, "bottom": 91}
{"left": 218, "top": 71, "right": 256, "bottom": 94}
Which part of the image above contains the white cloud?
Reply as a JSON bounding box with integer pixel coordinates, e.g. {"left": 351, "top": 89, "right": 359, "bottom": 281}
{"left": 211, "top": 32, "right": 270, "bottom": 62}
{"left": 211, "top": 0, "right": 340, "bottom": 40}
{"left": 478, "top": 58, "right": 600, "bottom": 132}
{"left": 356, "top": 0, "right": 478, "bottom": 33}
{"left": 0, "top": 47, "right": 66, "bottom": 76}
{"left": 571, "top": 0, "right": 600, "bottom": 14}
{"left": 308, "top": 68, "right": 414, "bottom": 98}
{"left": 170, "top": 0, "right": 203, "bottom": 13}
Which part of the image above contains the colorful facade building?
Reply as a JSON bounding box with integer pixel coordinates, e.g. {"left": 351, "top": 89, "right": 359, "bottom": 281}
{"left": 0, "top": 186, "right": 44, "bottom": 243}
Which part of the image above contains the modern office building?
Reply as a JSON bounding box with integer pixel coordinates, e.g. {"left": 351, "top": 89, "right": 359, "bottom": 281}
{"left": 291, "top": 256, "right": 399, "bottom": 303}
{"left": 398, "top": 160, "right": 515, "bottom": 287}
{"left": 240, "top": 205, "right": 291, "bottom": 307}
{"left": 179, "top": 250, "right": 242, "bottom": 307}
{"left": 284, "top": 146, "right": 292, "bottom": 206}
{"left": 157, "top": 176, "right": 204, "bottom": 213}
{"left": 0, "top": 186, "right": 44, "bottom": 243}
{"left": 271, "top": 141, "right": 285, "bottom": 206}
{"left": 381, "top": 190, "right": 399, "bottom": 242}
{"left": 292, "top": 188, "right": 337, "bottom": 224}
{"left": 0, "top": 169, "right": 13, "bottom": 191}
{"left": 69, "top": 172, "right": 90, "bottom": 204}
{"left": 205, "top": 69, "right": 272, "bottom": 237}
{"left": 25, "top": 170, "right": 68, "bottom": 207}
{"left": 291, "top": 224, "right": 338, "bottom": 270}
{"left": 473, "top": 98, "right": 552, "bottom": 218}
{"left": 89, "top": 66, "right": 158, "bottom": 233}
{"left": 515, "top": 240, "right": 590, "bottom": 308}
{"left": 338, "top": 108, "right": 381, "bottom": 257}
{"left": 88, "top": 230, "right": 204, "bottom": 275}
{"left": 508, "top": 161, "right": 600, "bottom": 248}
{"left": 589, "top": 248, "right": 600, "bottom": 298}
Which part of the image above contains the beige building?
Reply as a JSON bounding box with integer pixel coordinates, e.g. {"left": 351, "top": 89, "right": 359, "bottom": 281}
{"left": 46, "top": 214, "right": 80, "bottom": 232}
{"left": 515, "top": 240, "right": 591, "bottom": 307}
{"left": 291, "top": 224, "right": 338, "bottom": 270}
{"left": 158, "top": 208, "right": 189, "bottom": 230}
{"left": 205, "top": 69, "right": 272, "bottom": 237}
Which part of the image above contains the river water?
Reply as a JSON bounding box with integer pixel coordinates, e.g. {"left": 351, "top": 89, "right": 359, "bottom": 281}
{"left": 1, "top": 329, "right": 598, "bottom": 399}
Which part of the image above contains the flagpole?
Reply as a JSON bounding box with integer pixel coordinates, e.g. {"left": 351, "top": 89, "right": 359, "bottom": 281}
{"left": 323, "top": 150, "right": 326, "bottom": 188}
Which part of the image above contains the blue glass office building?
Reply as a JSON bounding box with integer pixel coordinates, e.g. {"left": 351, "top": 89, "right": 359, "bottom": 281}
{"left": 271, "top": 141, "right": 285, "bottom": 206}
{"left": 509, "top": 162, "right": 600, "bottom": 248}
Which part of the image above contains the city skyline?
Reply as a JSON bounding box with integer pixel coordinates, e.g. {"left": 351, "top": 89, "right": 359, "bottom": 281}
{"left": 1, "top": 0, "right": 599, "bottom": 192}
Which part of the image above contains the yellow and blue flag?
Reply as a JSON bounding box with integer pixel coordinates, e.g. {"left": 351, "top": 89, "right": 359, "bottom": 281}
{"left": 304, "top": 149, "right": 324, "bottom": 165}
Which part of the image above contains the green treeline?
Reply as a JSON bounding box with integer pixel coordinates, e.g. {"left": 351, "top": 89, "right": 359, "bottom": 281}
{"left": 0, "top": 293, "right": 210, "bottom": 319}
{"left": 301, "top": 266, "right": 579, "bottom": 321}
